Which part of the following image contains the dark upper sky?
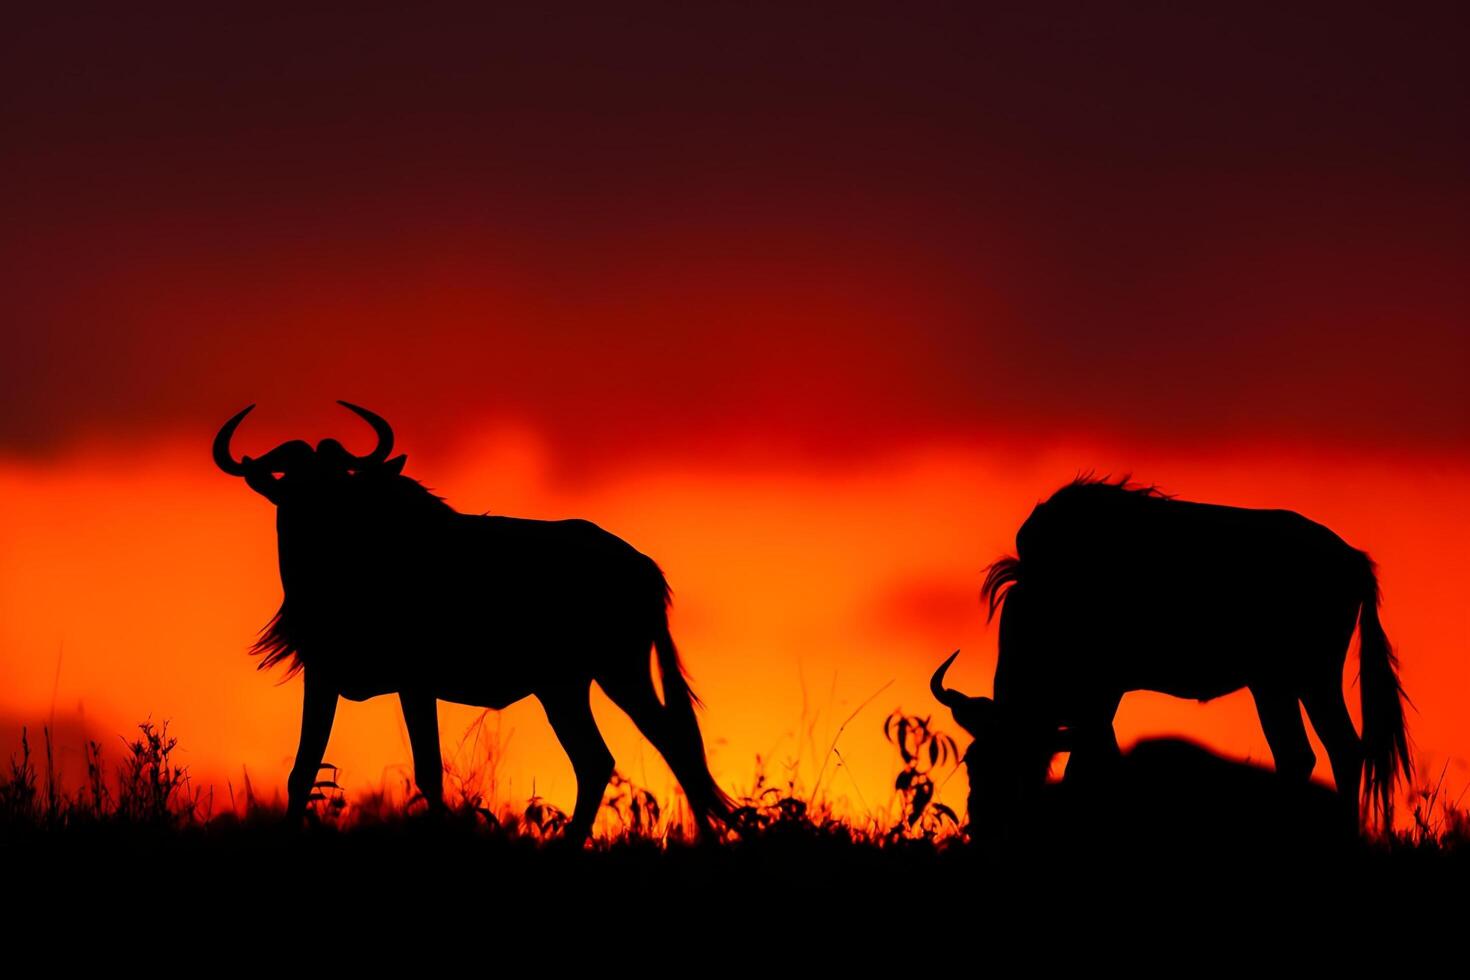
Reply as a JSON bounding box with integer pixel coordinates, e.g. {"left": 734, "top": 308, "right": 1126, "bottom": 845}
{"left": 4, "top": 4, "right": 1465, "bottom": 469}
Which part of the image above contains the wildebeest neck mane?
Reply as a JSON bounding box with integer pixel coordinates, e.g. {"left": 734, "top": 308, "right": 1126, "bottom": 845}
{"left": 363, "top": 472, "right": 456, "bottom": 518}
{"left": 1053, "top": 474, "right": 1172, "bottom": 503}
{"left": 980, "top": 477, "right": 1169, "bottom": 619}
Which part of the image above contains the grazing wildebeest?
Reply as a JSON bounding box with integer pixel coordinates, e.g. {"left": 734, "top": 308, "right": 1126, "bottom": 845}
{"left": 931, "top": 478, "right": 1412, "bottom": 837}
{"left": 214, "top": 402, "right": 732, "bottom": 841}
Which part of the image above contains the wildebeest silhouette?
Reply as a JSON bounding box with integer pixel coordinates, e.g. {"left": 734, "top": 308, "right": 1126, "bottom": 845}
{"left": 932, "top": 478, "right": 1412, "bottom": 837}
{"left": 214, "top": 402, "right": 732, "bottom": 841}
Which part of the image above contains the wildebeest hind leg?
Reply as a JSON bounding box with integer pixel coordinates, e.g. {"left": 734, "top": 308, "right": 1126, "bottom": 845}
{"left": 541, "top": 684, "right": 615, "bottom": 844}
{"left": 1250, "top": 687, "right": 1316, "bottom": 783}
{"left": 399, "top": 690, "right": 446, "bottom": 813}
{"left": 599, "top": 669, "right": 725, "bottom": 835}
{"left": 1302, "top": 683, "right": 1363, "bottom": 829}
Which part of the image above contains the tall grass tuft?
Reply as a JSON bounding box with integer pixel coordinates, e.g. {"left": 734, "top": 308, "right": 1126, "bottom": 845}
{"left": 2, "top": 728, "right": 39, "bottom": 826}
{"left": 883, "top": 710, "right": 961, "bottom": 841}
{"left": 115, "top": 720, "right": 197, "bottom": 826}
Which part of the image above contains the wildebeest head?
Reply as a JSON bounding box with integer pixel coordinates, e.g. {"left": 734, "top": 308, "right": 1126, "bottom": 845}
{"left": 212, "top": 401, "right": 405, "bottom": 505}
{"left": 930, "top": 650, "right": 998, "bottom": 823}
{"left": 930, "top": 650, "right": 998, "bottom": 739}
{"left": 931, "top": 650, "right": 1048, "bottom": 835}
{"left": 214, "top": 402, "right": 427, "bottom": 674}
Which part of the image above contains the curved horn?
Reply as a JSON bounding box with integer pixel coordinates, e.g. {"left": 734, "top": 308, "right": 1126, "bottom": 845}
{"left": 930, "top": 650, "right": 971, "bottom": 709}
{"left": 337, "top": 401, "right": 393, "bottom": 466}
{"left": 213, "top": 405, "right": 256, "bottom": 476}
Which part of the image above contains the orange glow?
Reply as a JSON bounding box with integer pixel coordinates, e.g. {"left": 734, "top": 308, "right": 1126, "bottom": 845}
{"left": 1, "top": 433, "right": 1465, "bottom": 827}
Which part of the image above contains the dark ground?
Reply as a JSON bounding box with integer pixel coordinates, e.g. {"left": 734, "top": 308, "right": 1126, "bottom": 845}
{"left": 4, "top": 815, "right": 1465, "bottom": 959}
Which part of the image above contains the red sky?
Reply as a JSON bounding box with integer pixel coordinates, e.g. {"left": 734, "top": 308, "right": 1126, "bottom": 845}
{"left": 1, "top": 5, "right": 1465, "bottom": 825}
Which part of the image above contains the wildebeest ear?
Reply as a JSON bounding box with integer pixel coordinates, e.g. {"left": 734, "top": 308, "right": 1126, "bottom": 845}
{"left": 383, "top": 454, "right": 407, "bottom": 476}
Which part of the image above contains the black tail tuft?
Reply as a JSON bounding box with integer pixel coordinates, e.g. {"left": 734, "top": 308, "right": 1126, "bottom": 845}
{"left": 1356, "top": 553, "right": 1412, "bottom": 829}
{"left": 651, "top": 586, "right": 735, "bottom": 828}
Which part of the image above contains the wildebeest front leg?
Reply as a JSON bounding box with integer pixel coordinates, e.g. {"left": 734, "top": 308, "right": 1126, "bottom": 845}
{"left": 542, "top": 685, "right": 615, "bottom": 844}
{"left": 287, "top": 669, "right": 339, "bottom": 820}
{"left": 399, "top": 690, "right": 446, "bottom": 813}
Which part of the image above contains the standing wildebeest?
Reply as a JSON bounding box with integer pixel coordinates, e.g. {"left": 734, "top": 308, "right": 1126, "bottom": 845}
{"left": 931, "top": 478, "right": 1412, "bottom": 836}
{"left": 214, "top": 402, "right": 732, "bottom": 841}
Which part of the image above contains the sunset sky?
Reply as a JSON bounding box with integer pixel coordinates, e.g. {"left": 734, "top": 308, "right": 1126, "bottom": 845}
{"left": 1, "top": 5, "right": 1465, "bottom": 826}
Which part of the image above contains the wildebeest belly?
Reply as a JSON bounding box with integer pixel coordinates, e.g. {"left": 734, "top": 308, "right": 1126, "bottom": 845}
{"left": 1028, "top": 652, "right": 1248, "bottom": 718}
{"left": 301, "top": 513, "right": 662, "bottom": 702}
{"left": 315, "top": 607, "right": 542, "bottom": 702}
{"left": 1107, "top": 606, "right": 1258, "bottom": 699}
{"left": 331, "top": 600, "right": 637, "bottom": 705}
{"left": 319, "top": 632, "right": 540, "bottom": 707}
{"left": 1047, "top": 537, "right": 1330, "bottom": 686}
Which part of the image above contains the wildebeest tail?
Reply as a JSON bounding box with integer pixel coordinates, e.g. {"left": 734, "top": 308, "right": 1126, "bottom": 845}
{"left": 653, "top": 610, "right": 704, "bottom": 711}
{"left": 981, "top": 555, "right": 1022, "bottom": 622}
{"left": 652, "top": 584, "right": 736, "bottom": 825}
{"left": 1356, "top": 552, "right": 1412, "bottom": 829}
